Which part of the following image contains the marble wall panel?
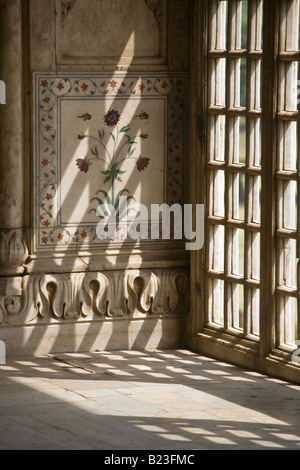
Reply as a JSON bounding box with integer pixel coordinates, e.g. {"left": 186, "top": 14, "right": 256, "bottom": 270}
{"left": 56, "top": 0, "right": 167, "bottom": 66}
{"left": 33, "top": 73, "right": 187, "bottom": 253}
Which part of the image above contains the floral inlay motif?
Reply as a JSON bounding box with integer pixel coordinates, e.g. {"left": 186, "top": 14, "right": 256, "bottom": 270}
{"left": 75, "top": 108, "right": 150, "bottom": 220}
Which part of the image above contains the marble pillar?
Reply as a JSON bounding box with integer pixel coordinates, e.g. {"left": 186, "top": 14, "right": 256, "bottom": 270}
{"left": 0, "top": 0, "right": 28, "bottom": 273}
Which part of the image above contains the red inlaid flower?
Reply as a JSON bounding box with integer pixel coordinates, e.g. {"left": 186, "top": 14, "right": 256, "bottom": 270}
{"left": 78, "top": 113, "right": 92, "bottom": 121}
{"left": 41, "top": 236, "right": 48, "bottom": 244}
{"left": 57, "top": 82, "right": 64, "bottom": 90}
{"left": 81, "top": 83, "right": 88, "bottom": 91}
{"left": 175, "top": 155, "right": 181, "bottom": 163}
{"left": 45, "top": 193, "right": 52, "bottom": 201}
{"left": 136, "top": 156, "right": 150, "bottom": 172}
{"left": 172, "top": 122, "right": 178, "bottom": 129}
{"left": 138, "top": 83, "right": 145, "bottom": 91}
{"left": 78, "top": 134, "right": 85, "bottom": 140}
{"left": 176, "top": 79, "right": 183, "bottom": 87}
{"left": 41, "top": 159, "right": 49, "bottom": 167}
{"left": 171, "top": 189, "right": 178, "bottom": 197}
{"left": 104, "top": 109, "right": 120, "bottom": 127}
{"left": 140, "top": 132, "right": 148, "bottom": 139}
{"left": 136, "top": 112, "right": 149, "bottom": 120}
{"left": 161, "top": 80, "right": 168, "bottom": 89}
{"left": 80, "top": 230, "right": 87, "bottom": 238}
{"left": 57, "top": 233, "right": 64, "bottom": 241}
{"left": 76, "top": 158, "right": 90, "bottom": 173}
{"left": 41, "top": 80, "right": 48, "bottom": 87}
{"left": 44, "top": 124, "right": 51, "bottom": 132}
{"left": 43, "top": 96, "right": 50, "bottom": 104}
{"left": 43, "top": 220, "right": 50, "bottom": 227}
{"left": 109, "top": 80, "right": 117, "bottom": 88}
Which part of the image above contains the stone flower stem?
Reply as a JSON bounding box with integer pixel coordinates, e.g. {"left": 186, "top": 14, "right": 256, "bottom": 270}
{"left": 0, "top": 0, "right": 24, "bottom": 230}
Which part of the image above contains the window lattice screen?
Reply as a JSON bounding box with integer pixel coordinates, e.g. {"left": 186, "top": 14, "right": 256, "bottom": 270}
{"left": 207, "top": 0, "right": 263, "bottom": 339}
{"left": 276, "top": 0, "right": 300, "bottom": 350}
{"left": 206, "top": 0, "right": 300, "bottom": 353}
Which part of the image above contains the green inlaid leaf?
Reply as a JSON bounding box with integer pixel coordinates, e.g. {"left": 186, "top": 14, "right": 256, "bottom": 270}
{"left": 120, "top": 126, "right": 131, "bottom": 132}
{"left": 96, "top": 190, "right": 111, "bottom": 205}
{"left": 114, "top": 189, "right": 129, "bottom": 207}
{"left": 90, "top": 197, "right": 104, "bottom": 206}
{"left": 91, "top": 146, "right": 98, "bottom": 156}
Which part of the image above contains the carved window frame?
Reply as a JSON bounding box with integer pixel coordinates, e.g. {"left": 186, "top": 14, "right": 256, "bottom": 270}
{"left": 192, "top": 0, "right": 300, "bottom": 383}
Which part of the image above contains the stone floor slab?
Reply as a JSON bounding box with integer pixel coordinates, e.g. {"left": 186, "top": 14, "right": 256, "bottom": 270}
{"left": 0, "top": 350, "right": 299, "bottom": 450}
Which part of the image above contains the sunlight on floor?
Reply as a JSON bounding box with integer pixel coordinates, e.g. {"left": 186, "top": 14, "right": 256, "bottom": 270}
{"left": 0, "top": 349, "right": 300, "bottom": 450}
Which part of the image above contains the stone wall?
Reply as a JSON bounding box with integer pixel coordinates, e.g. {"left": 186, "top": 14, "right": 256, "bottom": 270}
{"left": 0, "top": 0, "right": 191, "bottom": 356}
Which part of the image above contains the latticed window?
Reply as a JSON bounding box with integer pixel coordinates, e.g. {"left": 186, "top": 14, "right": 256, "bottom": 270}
{"left": 276, "top": 0, "right": 299, "bottom": 351}
{"left": 192, "top": 0, "right": 300, "bottom": 383}
{"left": 207, "top": 0, "right": 262, "bottom": 337}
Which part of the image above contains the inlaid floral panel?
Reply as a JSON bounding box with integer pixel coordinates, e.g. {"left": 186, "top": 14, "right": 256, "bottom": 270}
{"left": 33, "top": 73, "right": 186, "bottom": 251}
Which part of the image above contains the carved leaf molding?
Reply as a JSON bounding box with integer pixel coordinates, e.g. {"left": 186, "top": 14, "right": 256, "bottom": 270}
{"left": 0, "top": 231, "right": 28, "bottom": 267}
{"left": 144, "top": 0, "right": 163, "bottom": 27}
{"left": 61, "top": 0, "right": 76, "bottom": 18}
{"left": 0, "top": 268, "right": 189, "bottom": 325}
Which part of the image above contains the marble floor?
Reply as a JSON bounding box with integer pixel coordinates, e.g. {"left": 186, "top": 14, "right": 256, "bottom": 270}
{"left": 0, "top": 349, "right": 299, "bottom": 450}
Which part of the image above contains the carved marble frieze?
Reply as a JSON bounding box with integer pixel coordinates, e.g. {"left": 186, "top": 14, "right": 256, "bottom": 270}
{"left": 33, "top": 73, "right": 186, "bottom": 253}
{"left": 0, "top": 268, "right": 189, "bottom": 325}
